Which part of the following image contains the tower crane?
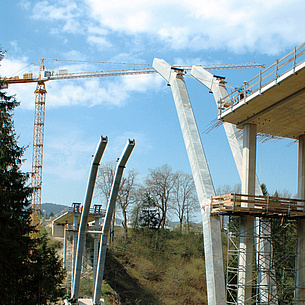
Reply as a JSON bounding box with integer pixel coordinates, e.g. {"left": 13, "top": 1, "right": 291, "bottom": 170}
{"left": 3, "top": 58, "right": 265, "bottom": 225}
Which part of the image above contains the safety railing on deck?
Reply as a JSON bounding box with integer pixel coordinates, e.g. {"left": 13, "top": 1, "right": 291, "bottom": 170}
{"left": 66, "top": 206, "right": 106, "bottom": 215}
{"left": 218, "top": 42, "right": 305, "bottom": 116}
{"left": 52, "top": 206, "right": 106, "bottom": 221}
{"left": 210, "top": 193, "right": 305, "bottom": 217}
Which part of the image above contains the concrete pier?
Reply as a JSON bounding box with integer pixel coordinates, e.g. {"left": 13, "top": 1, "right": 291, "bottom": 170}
{"left": 296, "top": 134, "right": 305, "bottom": 303}
{"left": 153, "top": 58, "right": 226, "bottom": 305}
{"left": 237, "top": 123, "right": 256, "bottom": 305}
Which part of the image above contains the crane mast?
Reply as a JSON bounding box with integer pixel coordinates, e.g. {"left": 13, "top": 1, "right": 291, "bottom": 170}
{"left": 32, "top": 81, "right": 46, "bottom": 225}
{"left": 3, "top": 59, "right": 265, "bottom": 225}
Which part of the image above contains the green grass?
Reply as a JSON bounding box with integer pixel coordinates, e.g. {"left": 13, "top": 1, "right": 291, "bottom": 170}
{"left": 102, "top": 227, "right": 208, "bottom": 304}
{"left": 59, "top": 226, "right": 208, "bottom": 304}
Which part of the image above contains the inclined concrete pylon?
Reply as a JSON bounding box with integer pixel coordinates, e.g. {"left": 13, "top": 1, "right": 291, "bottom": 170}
{"left": 93, "top": 139, "right": 135, "bottom": 305}
{"left": 71, "top": 136, "right": 108, "bottom": 304}
{"left": 191, "top": 66, "right": 277, "bottom": 304}
{"left": 153, "top": 58, "right": 226, "bottom": 305}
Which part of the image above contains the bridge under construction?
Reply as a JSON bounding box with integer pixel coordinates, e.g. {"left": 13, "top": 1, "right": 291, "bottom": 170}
{"left": 51, "top": 43, "right": 305, "bottom": 304}
{"left": 154, "top": 42, "right": 305, "bottom": 304}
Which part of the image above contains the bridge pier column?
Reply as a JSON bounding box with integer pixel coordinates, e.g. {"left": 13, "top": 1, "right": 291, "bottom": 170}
{"left": 237, "top": 123, "right": 256, "bottom": 305}
{"left": 296, "top": 134, "right": 305, "bottom": 303}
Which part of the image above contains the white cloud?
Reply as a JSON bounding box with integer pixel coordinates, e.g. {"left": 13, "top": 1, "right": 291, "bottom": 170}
{"left": 1, "top": 55, "right": 163, "bottom": 110}
{"left": 0, "top": 57, "right": 37, "bottom": 109}
{"left": 32, "top": 0, "right": 79, "bottom": 20}
{"left": 85, "top": 0, "right": 305, "bottom": 54}
{"left": 9, "top": 41, "right": 20, "bottom": 53}
{"left": 101, "top": 131, "right": 153, "bottom": 167}
{"left": 87, "top": 35, "right": 112, "bottom": 48}
{"left": 31, "top": 0, "right": 84, "bottom": 34}
{"left": 87, "top": 25, "right": 109, "bottom": 36}
{"left": 24, "top": 0, "right": 305, "bottom": 54}
{"left": 45, "top": 73, "right": 162, "bottom": 108}
{"left": 19, "top": 0, "right": 31, "bottom": 10}
{"left": 0, "top": 56, "right": 33, "bottom": 78}
{"left": 121, "top": 73, "right": 162, "bottom": 93}
{"left": 44, "top": 129, "right": 96, "bottom": 180}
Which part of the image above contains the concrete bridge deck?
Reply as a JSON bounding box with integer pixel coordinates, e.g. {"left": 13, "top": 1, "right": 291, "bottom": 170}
{"left": 218, "top": 43, "right": 305, "bottom": 139}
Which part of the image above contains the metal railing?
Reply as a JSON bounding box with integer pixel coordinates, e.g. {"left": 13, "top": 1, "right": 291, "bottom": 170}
{"left": 218, "top": 42, "right": 305, "bottom": 117}
{"left": 66, "top": 206, "right": 106, "bottom": 215}
{"left": 51, "top": 206, "right": 106, "bottom": 221}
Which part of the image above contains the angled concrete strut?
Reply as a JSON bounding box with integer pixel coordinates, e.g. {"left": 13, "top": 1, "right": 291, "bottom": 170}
{"left": 153, "top": 58, "right": 226, "bottom": 305}
{"left": 71, "top": 136, "right": 108, "bottom": 303}
{"left": 93, "top": 139, "right": 135, "bottom": 305}
{"left": 191, "top": 66, "right": 277, "bottom": 304}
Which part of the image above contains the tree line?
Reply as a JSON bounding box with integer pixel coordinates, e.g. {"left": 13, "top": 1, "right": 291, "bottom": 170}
{"left": 97, "top": 163, "right": 199, "bottom": 235}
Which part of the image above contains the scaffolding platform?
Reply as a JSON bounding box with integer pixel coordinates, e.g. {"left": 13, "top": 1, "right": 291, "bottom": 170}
{"left": 210, "top": 193, "right": 305, "bottom": 218}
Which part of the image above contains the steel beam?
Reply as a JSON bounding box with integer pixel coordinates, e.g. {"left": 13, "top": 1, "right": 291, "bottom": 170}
{"left": 153, "top": 58, "right": 226, "bottom": 305}
{"left": 70, "top": 136, "right": 108, "bottom": 303}
{"left": 93, "top": 139, "right": 135, "bottom": 305}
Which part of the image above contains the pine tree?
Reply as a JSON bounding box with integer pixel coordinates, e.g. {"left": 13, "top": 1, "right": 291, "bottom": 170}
{"left": 0, "top": 49, "right": 35, "bottom": 304}
{"left": 139, "top": 193, "right": 159, "bottom": 229}
{"left": 28, "top": 232, "right": 66, "bottom": 304}
{"left": 0, "top": 48, "right": 65, "bottom": 304}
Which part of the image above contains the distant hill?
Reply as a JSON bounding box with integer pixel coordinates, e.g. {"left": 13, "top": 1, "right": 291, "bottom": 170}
{"left": 41, "top": 203, "right": 69, "bottom": 218}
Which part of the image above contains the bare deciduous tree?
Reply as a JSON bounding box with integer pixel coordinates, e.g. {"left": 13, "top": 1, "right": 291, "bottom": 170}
{"left": 145, "top": 164, "right": 175, "bottom": 230}
{"left": 97, "top": 161, "right": 138, "bottom": 237}
{"left": 216, "top": 183, "right": 241, "bottom": 195}
{"left": 171, "top": 171, "right": 198, "bottom": 232}
{"left": 96, "top": 161, "right": 116, "bottom": 202}
{"left": 117, "top": 169, "right": 138, "bottom": 236}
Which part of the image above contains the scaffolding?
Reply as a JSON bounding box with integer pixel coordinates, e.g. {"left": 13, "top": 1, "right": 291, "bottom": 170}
{"left": 215, "top": 194, "right": 301, "bottom": 304}
{"left": 63, "top": 224, "right": 98, "bottom": 298}
{"left": 52, "top": 202, "right": 106, "bottom": 297}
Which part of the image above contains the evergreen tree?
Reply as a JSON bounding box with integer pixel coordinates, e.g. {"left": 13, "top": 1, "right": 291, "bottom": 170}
{"left": 139, "top": 193, "right": 159, "bottom": 229}
{"left": 0, "top": 48, "right": 65, "bottom": 304}
{"left": 28, "top": 232, "right": 66, "bottom": 304}
{"left": 0, "top": 48, "right": 34, "bottom": 304}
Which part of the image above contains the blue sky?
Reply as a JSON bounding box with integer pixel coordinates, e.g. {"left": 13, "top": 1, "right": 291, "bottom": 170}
{"left": 1, "top": 0, "right": 304, "bottom": 211}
